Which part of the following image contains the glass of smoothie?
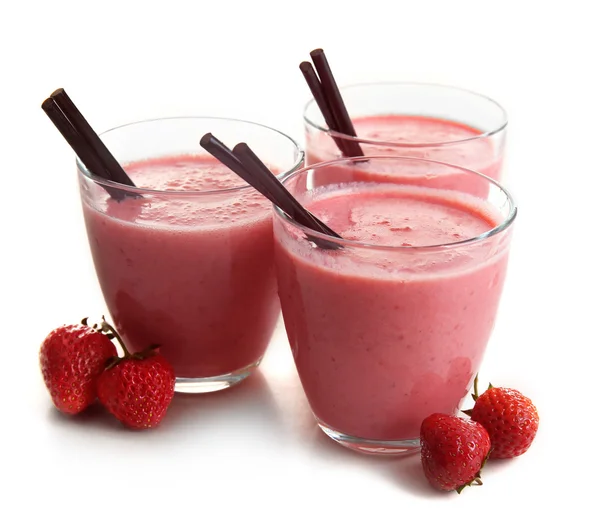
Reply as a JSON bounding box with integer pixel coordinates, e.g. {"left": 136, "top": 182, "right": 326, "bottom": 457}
{"left": 273, "top": 156, "right": 516, "bottom": 454}
{"left": 304, "top": 83, "right": 507, "bottom": 193}
{"left": 78, "top": 117, "right": 303, "bottom": 393}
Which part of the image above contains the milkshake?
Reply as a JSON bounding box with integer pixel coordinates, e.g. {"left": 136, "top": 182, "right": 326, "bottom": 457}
{"left": 273, "top": 157, "right": 516, "bottom": 454}
{"left": 79, "top": 117, "right": 303, "bottom": 393}
{"left": 304, "top": 83, "right": 507, "bottom": 192}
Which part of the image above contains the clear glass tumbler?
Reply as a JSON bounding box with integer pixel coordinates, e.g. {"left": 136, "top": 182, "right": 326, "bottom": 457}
{"left": 304, "top": 82, "right": 508, "bottom": 192}
{"left": 273, "top": 156, "right": 516, "bottom": 454}
{"left": 78, "top": 117, "right": 303, "bottom": 393}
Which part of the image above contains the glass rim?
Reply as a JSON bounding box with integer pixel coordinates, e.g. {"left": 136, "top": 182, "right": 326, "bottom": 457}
{"left": 77, "top": 115, "right": 305, "bottom": 197}
{"left": 303, "top": 81, "right": 508, "bottom": 148}
{"left": 274, "top": 155, "right": 517, "bottom": 252}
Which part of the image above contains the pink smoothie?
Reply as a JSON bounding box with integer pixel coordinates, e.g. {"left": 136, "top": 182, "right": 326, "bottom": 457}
{"left": 82, "top": 155, "right": 279, "bottom": 378}
{"left": 274, "top": 183, "right": 511, "bottom": 440}
{"left": 306, "top": 115, "right": 502, "bottom": 192}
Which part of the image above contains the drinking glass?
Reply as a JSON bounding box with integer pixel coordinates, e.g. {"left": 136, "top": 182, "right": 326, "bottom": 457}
{"left": 304, "top": 82, "right": 507, "bottom": 192}
{"left": 273, "top": 156, "right": 516, "bottom": 454}
{"left": 78, "top": 117, "right": 303, "bottom": 393}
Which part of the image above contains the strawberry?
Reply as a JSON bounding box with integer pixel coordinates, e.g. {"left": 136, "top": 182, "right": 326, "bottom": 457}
{"left": 420, "top": 413, "right": 491, "bottom": 493}
{"left": 39, "top": 318, "right": 117, "bottom": 414}
{"left": 466, "top": 376, "right": 539, "bottom": 459}
{"left": 96, "top": 320, "right": 175, "bottom": 429}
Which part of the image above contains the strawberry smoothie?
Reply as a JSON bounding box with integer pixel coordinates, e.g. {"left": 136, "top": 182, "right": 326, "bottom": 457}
{"left": 81, "top": 155, "right": 280, "bottom": 388}
{"left": 274, "top": 158, "right": 515, "bottom": 454}
{"left": 303, "top": 83, "right": 508, "bottom": 193}
{"left": 307, "top": 114, "right": 502, "bottom": 193}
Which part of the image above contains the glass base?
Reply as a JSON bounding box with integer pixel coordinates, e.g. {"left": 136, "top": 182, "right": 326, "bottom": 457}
{"left": 174, "top": 358, "right": 262, "bottom": 394}
{"left": 318, "top": 422, "right": 421, "bottom": 456}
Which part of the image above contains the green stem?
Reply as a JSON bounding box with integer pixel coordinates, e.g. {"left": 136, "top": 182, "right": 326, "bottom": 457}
{"left": 100, "top": 317, "right": 131, "bottom": 357}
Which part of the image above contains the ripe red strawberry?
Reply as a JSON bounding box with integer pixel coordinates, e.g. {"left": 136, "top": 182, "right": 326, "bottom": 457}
{"left": 39, "top": 319, "right": 117, "bottom": 414}
{"left": 468, "top": 379, "right": 539, "bottom": 459}
{"left": 96, "top": 321, "right": 175, "bottom": 429}
{"left": 420, "top": 413, "right": 491, "bottom": 493}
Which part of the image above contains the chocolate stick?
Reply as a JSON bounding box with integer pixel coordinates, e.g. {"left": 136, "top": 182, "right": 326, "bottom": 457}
{"left": 41, "top": 98, "right": 125, "bottom": 200}
{"left": 200, "top": 133, "right": 286, "bottom": 208}
{"left": 50, "top": 88, "right": 136, "bottom": 187}
{"left": 200, "top": 134, "right": 341, "bottom": 250}
{"left": 232, "top": 143, "right": 342, "bottom": 240}
{"left": 300, "top": 61, "right": 352, "bottom": 157}
{"left": 199, "top": 133, "right": 250, "bottom": 183}
{"left": 199, "top": 133, "right": 302, "bottom": 223}
{"left": 309, "top": 49, "right": 364, "bottom": 157}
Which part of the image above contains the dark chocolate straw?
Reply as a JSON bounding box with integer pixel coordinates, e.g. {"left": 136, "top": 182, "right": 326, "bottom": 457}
{"left": 200, "top": 134, "right": 342, "bottom": 250}
{"left": 232, "top": 143, "right": 341, "bottom": 238}
{"left": 299, "top": 61, "right": 353, "bottom": 158}
{"left": 198, "top": 133, "right": 250, "bottom": 183}
{"left": 41, "top": 98, "right": 125, "bottom": 200}
{"left": 50, "top": 89, "right": 136, "bottom": 187}
{"left": 309, "top": 49, "right": 364, "bottom": 157}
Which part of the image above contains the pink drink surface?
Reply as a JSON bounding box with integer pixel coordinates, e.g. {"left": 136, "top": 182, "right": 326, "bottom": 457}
{"left": 275, "top": 184, "right": 509, "bottom": 440}
{"left": 82, "top": 155, "right": 279, "bottom": 378}
{"left": 306, "top": 115, "right": 502, "bottom": 192}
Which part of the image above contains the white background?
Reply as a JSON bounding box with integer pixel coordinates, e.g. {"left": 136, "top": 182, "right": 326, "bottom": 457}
{"left": 1, "top": 0, "right": 598, "bottom": 517}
